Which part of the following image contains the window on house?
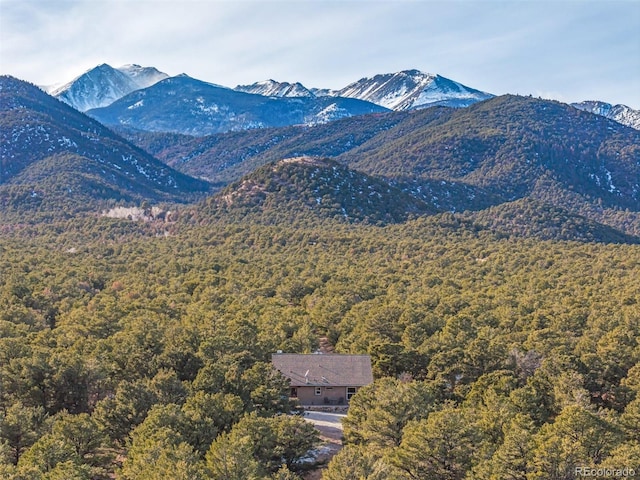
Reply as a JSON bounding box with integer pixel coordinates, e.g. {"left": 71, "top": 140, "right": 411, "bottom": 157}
{"left": 315, "top": 387, "right": 322, "bottom": 396}
{"left": 347, "top": 387, "right": 357, "bottom": 400}
{"left": 290, "top": 388, "right": 297, "bottom": 398}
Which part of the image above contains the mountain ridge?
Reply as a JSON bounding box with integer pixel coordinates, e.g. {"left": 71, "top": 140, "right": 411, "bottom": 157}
{"left": 235, "top": 79, "right": 315, "bottom": 98}
{"left": 0, "top": 75, "right": 209, "bottom": 220}
{"left": 122, "top": 95, "right": 640, "bottom": 210}
{"left": 46, "top": 63, "right": 639, "bottom": 131}
{"left": 117, "top": 94, "right": 640, "bottom": 237}
{"left": 4, "top": 74, "right": 640, "bottom": 243}
{"left": 87, "top": 75, "right": 389, "bottom": 135}
{"left": 339, "top": 95, "right": 640, "bottom": 207}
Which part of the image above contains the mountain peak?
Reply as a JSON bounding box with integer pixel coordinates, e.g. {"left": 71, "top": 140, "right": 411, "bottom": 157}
{"left": 572, "top": 100, "right": 640, "bottom": 130}
{"left": 336, "top": 69, "right": 493, "bottom": 110}
{"left": 234, "top": 79, "right": 315, "bottom": 98}
{"left": 399, "top": 68, "right": 435, "bottom": 79}
{"left": 51, "top": 63, "right": 168, "bottom": 112}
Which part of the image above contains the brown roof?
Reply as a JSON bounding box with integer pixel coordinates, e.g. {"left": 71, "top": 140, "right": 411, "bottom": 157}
{"left": 272, "top": 353, "right": 373, "bottom": 387}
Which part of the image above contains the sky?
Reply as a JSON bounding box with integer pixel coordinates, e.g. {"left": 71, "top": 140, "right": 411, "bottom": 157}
{"left": 1, "top": 0, "right": 639, "bottom": 108}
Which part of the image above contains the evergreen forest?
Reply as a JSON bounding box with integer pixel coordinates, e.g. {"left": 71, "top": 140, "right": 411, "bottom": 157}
{"left": 1, "top": 212, "right": 639, "bottom": 479}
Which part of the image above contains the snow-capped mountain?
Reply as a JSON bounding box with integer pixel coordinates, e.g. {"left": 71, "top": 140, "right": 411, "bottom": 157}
{"left": 117, "top": 64, "right": 169, "bottom": 89}
{"left": 571, "top": 101, "right": 640, "bottom": 130}
{"left": 234, "top": 80, "right": 314, "bottom": 98}
{"left": 330, "top": 69, "right": 494, "bottom": 110}
{"left": 87, "top": 75, "right": 389, "bottom": 136}
{"left": 46, "top": 63, "right": 640, "bottom": 134}
{"left": 48, "top": 64, "right": 494, "bottom": 127}
{"left": 51, "top": 64, "right": 168, "bottom": 112}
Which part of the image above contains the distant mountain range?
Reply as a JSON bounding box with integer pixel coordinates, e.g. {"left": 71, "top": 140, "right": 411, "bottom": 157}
{"left": 124, "top": 96, "right": 640, "bottom": 207}
{"left": 87, "top": 74, "right": 389, "bottom": 135}
{"left": 235, "top": 70, "right": 494, "bottom": 110}
{"left": 81, "top": 68, "right": 497, "bottom": 136}
{"left": 572, "top": 101, "right": 640, "bottom": 130}
{"left": 47, "top": 63, "right": 639, "bottom": 134}
{"left": 0, "top": 76, "right": 209, "bottom": 219}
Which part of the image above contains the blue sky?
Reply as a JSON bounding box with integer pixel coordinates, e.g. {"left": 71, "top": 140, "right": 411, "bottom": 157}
{"left": 1, "top": 0, "right": 639, "bottom": 108}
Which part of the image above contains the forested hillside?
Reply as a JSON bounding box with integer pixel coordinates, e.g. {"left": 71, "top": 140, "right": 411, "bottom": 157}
{"left": 0, "top": 76, "right": 211, "bottom": 222}
{"left": 121, "top": 95, "right": 640, "bottom": 237}
{"left": 340, "top": 96, "right": 640, "bottom": 217}
{"left": 114, "top": 109, "right": 417, "bottom": 184}
{"left": 1, "top": 211, "right": 639, "bottom": 478}
{"left": 462, "top": 198, "right": 640, "bottom": 244}
{"left": 192, "top": 156, "right": 434, "bottom": 225}
{"left": 120, "top": 95, "right": 640, "bottom": 211}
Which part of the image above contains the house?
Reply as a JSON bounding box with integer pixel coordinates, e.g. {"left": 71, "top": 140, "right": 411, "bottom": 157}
{"left": 272, "top": 353, "right": 373, "bottom": 406}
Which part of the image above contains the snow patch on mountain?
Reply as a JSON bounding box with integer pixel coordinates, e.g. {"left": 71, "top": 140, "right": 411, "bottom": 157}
{"left": 306, "top": 103, "right": 349, "bottom": 125}
{"left": 117, "top": 64, "right": 169, "bottom": 89}
{"left": 127, "top": 100, "right": 144, "bottom": 110}
{"left": 235, "top": 80, "right": 315, "bottom": 98}
{"left": 572, "top": 101, "right": 640, "bottom": 130}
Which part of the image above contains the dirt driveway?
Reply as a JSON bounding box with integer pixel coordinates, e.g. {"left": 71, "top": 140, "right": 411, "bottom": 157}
{"left": 301, "top": 411, "right": 347, "bottom": 479}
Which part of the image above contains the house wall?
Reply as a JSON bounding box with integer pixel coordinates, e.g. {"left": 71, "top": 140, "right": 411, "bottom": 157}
{"left": 293, "top": 386, "right": 359, "bottom": 406}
